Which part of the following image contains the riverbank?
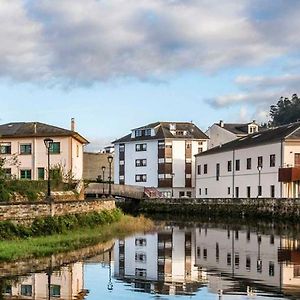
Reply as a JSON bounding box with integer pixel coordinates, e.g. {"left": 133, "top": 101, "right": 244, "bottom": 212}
{"left": 0, "top": 211, "right": 154, "bottom": 261}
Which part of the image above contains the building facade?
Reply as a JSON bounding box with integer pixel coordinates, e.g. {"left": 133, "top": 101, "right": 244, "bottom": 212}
{"left": 0, "top": 120, "right": 88, "bottom": 180}
{"left": 113, "top": 122, "right": 208, "bottom": 198}
{"left": 206, "top": 120, "right": 261, "bottom": 149}
{"left": 195, "top": 122, "right": 300, "bottom": 198}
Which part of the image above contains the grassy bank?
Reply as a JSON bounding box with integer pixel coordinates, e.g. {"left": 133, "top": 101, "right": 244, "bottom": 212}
{"left": 0, "top": 211, "right": 154, "bottom": 262}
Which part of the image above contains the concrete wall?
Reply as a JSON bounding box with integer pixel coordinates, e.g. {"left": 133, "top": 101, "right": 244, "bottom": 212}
{"left": 0, "top": 199, "right": 115, "bottom": 222}
{"left": 83, "top": 152, "right": 114, "bottom": 181}
{"left": 206, "top": 124, "right": 237, "bottom": 149}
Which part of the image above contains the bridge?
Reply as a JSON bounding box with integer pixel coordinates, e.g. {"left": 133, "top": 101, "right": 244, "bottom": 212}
{"left": 85, "top": 183, "right": 162, "bottom": 200}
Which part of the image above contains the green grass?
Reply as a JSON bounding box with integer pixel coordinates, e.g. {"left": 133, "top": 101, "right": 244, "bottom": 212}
{"left": 0, "top": 214, "right": 154, "bottom": 262}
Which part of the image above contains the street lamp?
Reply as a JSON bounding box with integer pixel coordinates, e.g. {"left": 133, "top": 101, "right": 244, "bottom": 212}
{"left": 107, "top": 250, "right": 113, "bottom": 291}
{"left": 102, "top": 166, "right": 106, "bottom": 196}
{"left": 257, "top": 165, "right": 262, "bottom": 197}
{"left": 107, "top": 155, "right": 113, "bottom": 196}
{"left": 257, "top": 235, "right": 262, "bottom": 273}
{"left": 171, "top": 172, "right": 175, "bottom": 198}
{"left": 44, "top": 138, "right": 53, "bottom": 200}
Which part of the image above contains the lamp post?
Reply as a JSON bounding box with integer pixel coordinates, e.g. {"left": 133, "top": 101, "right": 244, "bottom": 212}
{"left": 171, "top": 172, "right": 175, "bottom": 198}
{"left": 107, "top": 155, "right": 113, "bottom": 196}
{"left": 44, "top": 138, "right": 53, "bottom": 200}
{"left": 257, "top": 235, "right": 262, "bottom": 273}
{"left": 257, "top": 165, "right": 262, "bottom": 197}
{"left": 107, "top": 250, "right": 113, "bottom": 291}
{"left": 102, "top": 166, "right": 106, "bottom": 196}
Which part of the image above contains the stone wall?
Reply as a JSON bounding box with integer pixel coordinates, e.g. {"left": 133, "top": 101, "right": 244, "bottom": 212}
{"left": 139, "top": 197, "right": 300, "bottom": 220}
{"left": 0, "top": 199, "right": 115, "bottom": 222}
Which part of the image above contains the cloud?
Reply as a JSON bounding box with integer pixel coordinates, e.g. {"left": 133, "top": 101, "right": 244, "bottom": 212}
{"left": 0, "top": 0, "right": 298, "bottom": 83}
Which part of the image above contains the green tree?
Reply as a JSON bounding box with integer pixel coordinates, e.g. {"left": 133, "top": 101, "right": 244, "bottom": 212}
{"left": 270, "top": 94, "right": 300, "bottom": 126}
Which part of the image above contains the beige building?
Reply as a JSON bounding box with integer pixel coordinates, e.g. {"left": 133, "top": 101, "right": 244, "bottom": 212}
{"left": 83, "top": 152, "right": 114, "bottom": 181}
{"left": 0, "top": 120, "right": 88, "bottom": 180}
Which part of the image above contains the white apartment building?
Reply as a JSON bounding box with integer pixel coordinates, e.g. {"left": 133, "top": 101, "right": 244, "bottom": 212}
{"left": 113, "top": 122, "right": 208, "bottom": 198}
{"left": 0, "top": 119, "right": 88, "bottom": 180}
{"left": 195, "top": 122, "right": 300, "bottom": 198}
{"left": 206, "top": 120, "right": 262, "bottom": 149}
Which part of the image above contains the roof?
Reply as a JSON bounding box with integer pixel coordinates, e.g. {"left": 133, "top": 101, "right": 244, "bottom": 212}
{"left": 196, "top": 122, "right": 300, "bottom": 157}
{"left": 0, "top": 122, "right": 89, "bottom": 144}
{"left": 113, "top": 122, "right": 208, "bottom": 143}
{"left": 217, "top": 122, "right": 264, "bottom": 135}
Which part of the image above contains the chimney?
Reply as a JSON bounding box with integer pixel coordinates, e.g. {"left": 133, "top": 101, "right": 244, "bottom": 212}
{"left": 219, "top": 120, "right": 224, "bottom": 128}
{"left": 33, "top": 122, "right": 37, "bottom": 134}
{"left": 71, "top": 118, "right": 75, "bottom": 131}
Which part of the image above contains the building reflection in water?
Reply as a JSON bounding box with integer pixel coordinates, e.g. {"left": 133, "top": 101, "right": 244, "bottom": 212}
{"left": 1, "top": 262, "right": 85, "bottom": 300}
{"left": 114, "top": 225, "right": 300, "bottom": 298}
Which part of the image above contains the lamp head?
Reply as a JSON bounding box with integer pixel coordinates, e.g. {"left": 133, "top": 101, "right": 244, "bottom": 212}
{"left": 44, "top": 138, "right": 54, "bottom": 149}
{"left": 102, "top": 166, "right": 106, "bottom": 172}
{"left": 257, "top": 165, "right": 262, "bottom": 171}
{"left": 108, "top": 155, "right": 113, "bottom": 164}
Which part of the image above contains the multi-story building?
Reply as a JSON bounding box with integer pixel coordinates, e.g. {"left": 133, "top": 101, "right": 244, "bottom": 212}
{"left": 206, "top": 120, "right": 262, "bottom": 149}
{"left": 195, "top": 122, "right": 300, "bottom": 198}
{"left": 113, "top": 122, "right": 208, "bottom": 198}
{"left": 0, "top": 119, "right": 88, "bottom": 180}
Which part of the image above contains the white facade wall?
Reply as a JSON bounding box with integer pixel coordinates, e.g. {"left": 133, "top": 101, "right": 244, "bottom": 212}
{"left": 1, "top": 136, "right": 84, "bottom": 180}
{"left": 195, "top": 142, "right": 282, "bottom": 198}
{"left": 206, "top": 124, "right": 237, "bottom": 149}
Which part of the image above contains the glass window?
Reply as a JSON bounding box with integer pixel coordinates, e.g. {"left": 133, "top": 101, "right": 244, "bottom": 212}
{"left": 270, "top": 154, "right": 276, "bottom": 167}
{"left": 204, "top": 164, "right": 208, "bottom": 174}
{"left": 3, "top": 168, "right": 11, "bottom": 178}
{"left": 50, "top": 142, "right": 60, "bottom": 154}
{"left": 216, "top": 163, "right": 220, "bottom": 181}
{"left": 247, "top": 186, "right": 251, "bottom": 198}
{"left": 228, "top": 187, "right": 231, "bottom": 195}
{"left": 20, "top": 143, "right": 32, "bottom": 155}
{"left": 270, "top": 185, "right": 275, "bottom": 197}
{"left": 235, "top": 159, "right": 240, "bottom": 171}
{"left": 136, "top": 143, "right": 147, "bottom": 151}
{"left": 258, "top": 185, "right": 262, "bottom": 196}
{"left": 227, "top": 160, "right": 232, "bottom": 172}
{"left": 235, "top": 253, "right": 240, "bottom": 268}
{"left": 246, "top": 256, "right": 251, "bottom": 271}
{"left": 135, "top": 238, "right": 147, "bottom": 246}
{"left": 38, "top": 168, "right": 45, "bottom": 180}
{"left": 197, "top": 165, "right": 201, "bottom": 175}
{"left": 135, "top": 159, "right": 147, "bottom": 167}
{"left": 247, "top": 158, "right": 251, "bottom": 170}
{"left": 203, "top": 248, "right": 207, "bottom": 260}
{"left": 0, "top": 143, "right": 11, "bottom": 154}
{"left": 135, "top": 174, "right": 147, "bottom": 182}
{"left": 20, "top": 169, "right": 31, "bottom": 180}
{"left": 227, "top": 253, "right": 231, "bottom": 266}
{"left": 21, "top": 285, "right": 32, "bottom": 296}
{"left": 50, "top": 285, "right": 61, "bottom": 297}
{"left": 258, "top": 156, "right": 263, "bottom": 168}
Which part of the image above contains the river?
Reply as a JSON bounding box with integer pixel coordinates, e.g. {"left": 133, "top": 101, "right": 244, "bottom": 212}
{"left": 1, "top": 219, "right": 300, "bottom": 299}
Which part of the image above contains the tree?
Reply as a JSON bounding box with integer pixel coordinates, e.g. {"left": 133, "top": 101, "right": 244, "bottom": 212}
{"left": 270, "top": 94, "right": 300, "bottom": 126}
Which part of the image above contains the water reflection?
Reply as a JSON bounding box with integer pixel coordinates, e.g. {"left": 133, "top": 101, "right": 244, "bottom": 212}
{"left": 1, "top": 222, "right": 300, "bottom": 299}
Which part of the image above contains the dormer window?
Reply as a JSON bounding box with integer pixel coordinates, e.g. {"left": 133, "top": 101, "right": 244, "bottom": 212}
{"left": 248, "top": 125, "right": 258, "bottom": 134}
{"left": 135, "top": 128, "right": 151, "bottom": 137}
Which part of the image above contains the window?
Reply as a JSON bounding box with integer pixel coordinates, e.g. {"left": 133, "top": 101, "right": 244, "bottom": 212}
{"left": 135, "top": 238, "right": 147, "bottom": 246}
{"left": 204, "top": 164, "right": 207, "bottom": 174}
{"left": 270, "top": 185, "right": 275, "bottom": 198}
{"left": 135, "top": 174, "right": 147, "bottom": 182}
{"left": 247, "top": 230, "right": 251, "bottom": 241}
{"left": 197, "top": 247, "right": 201, "bottom": 258}
{"left": 119, "top": 144, "right": 125, "bottom": 151}
{"left": 216, "top": 163, "right": 220, "bottom": 181}
{"left": 270, "top": 234, "right": 274, "bottom": 244}
{"left": 135, "top": 252, "right": 147, "bottom": 262}
{"left": 21, "top": 285, "right": 32, "bottom": 296}
{"left": 203, "top": 248, "right": 207, "bottom": 260}
{"left": 227, "top": 253, "right": 231, "bottom": 266}
{"left": 235, "top": 253, "right": 240, "bottom": 268}
{"left": 50, "top": 285, "right": 61, "bottom": 297}
{"left": 0, "top": 143, "right": 11, "bottom": 154}
{"left": 258, "top": 156, "right": 263, "bottom": 168}
{"left": 247, "top": 186, "right": 251, "bottom": 198}
{"left": 199, "top": 188, "right": 201, "bottom": 196}
{"left": 258, "top": 185, "right": 262, "bottom": 196}
{"left": 205, "top": 188, "right": 208, "bottom": 195}
{"left": 20, "top": 143, "right": 32, "bottom": 155}
{"left": 135, "top": 159, "right": 147, "bottom": 167}
{"left": 246, "top": 256, "right": 251, "bottom": 271}
{"left": 235, "top": 230, "right": 239, "bottom": 240}
{"left": 270, "top": 154, "right": 275, "bottom": 167}
{"left": 257, "top": 260, "right": 262, "bottom": 273}
{"left": 135, "top": 268, "right": 147, "bottom": 278}
{"left": 3, "top": 168, "right": 11, "bottom": 178}
{"left": 50, "top": 142, "right": 60, "bottom": 154}
{"left": 38, "top": 168, "right": 45, "bottom": 180}
{"left": 20, "top": 169, "right": 31, "bottom": 180}
{"left": 198, "top": 148, "right": 203, "bottom": 153}
{"left": 186, "top": 191, "right": 192, "bottom": 197}
{"left": 136, "top": 143, "right": 147, "bottom": 151}
{"left": 197, "top": 165, "right": 201, "bottom": 175}
{"left": 76, "top": 145, "right": 80, "bottom": 157}
{"left": 135, "top": 129, "right": 151, "bottom": 137}
{"left": 216, "top": 243, "right": 219, "bottom": 262}
{"left": 269, "top": 261, "right": 275, "bottom": 276}
{"left": 179, "top": 191, "right": 185, "bottom": 197}
{"left": 227, "top": 161, "right": 232, "bottom": 172}
{"left": 246, "top": 158, "right": 251, "bottom": 170}
{"left": 3, "top": 285, "right": 12, "bottom": 295}
{"left": 235, "top": 186, "right": 239, "bottom": 198}
{"left": 235, "top": 159, "right": 240, "bottom": 171}
{"left": 228, "top": 187, "right": 231, "bottom": 195}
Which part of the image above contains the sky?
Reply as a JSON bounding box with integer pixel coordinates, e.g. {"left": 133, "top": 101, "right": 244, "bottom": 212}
{"left": 1, "top": 0, "right": 300, "bottom": 151}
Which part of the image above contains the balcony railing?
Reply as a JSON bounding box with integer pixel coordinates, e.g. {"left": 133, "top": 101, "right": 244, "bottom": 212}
{"left": 278, "top": 167, "right": 300, "bottom": 182}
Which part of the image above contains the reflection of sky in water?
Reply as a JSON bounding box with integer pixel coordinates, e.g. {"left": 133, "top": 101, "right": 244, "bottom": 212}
{"left": 84, "top": 262, "right": 284, "bottom": 300}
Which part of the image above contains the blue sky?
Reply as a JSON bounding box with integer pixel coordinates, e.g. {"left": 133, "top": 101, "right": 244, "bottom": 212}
{"left": 1, "top": 0, "right": 300, "bottom": 150}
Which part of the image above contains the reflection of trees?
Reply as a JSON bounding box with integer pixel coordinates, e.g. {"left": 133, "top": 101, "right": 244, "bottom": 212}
{"left": 0, "top": 279, "right": 4, "bottom": 300}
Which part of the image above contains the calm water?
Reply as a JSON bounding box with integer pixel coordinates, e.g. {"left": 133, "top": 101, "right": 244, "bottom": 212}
{"left": 1, "top": 220, "right": 300, "bottom": 299}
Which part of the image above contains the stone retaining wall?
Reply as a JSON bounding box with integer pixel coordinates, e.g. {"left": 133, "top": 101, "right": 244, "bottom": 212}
{"left": 0, "top": 199, "right": 115, "bottom": 222}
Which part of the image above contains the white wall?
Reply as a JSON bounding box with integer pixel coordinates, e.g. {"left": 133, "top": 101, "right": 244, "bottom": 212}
{"left": 195, "top": 142, "right": 282, "bottom": 198}
{"left": 206, "top": 124, "right": 237, "bottom": 149}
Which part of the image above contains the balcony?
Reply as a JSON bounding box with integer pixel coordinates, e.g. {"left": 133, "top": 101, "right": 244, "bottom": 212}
{"left": 278, "top": 167, "right": 300, "bottom": 182}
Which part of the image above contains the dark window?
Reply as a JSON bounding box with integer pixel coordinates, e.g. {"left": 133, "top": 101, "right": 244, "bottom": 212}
{"left": 20, "top": 143, "right": 32, "bottom": 155}
{"left": 0, "top": 143, "right": 11, "bottom": 154}
{"left": 246, "top": 256, "right": 251, "bottom": 271}
{"left": 135, "top": 159, "right": 147, "bottom": 167}
{"left": 135, "top": 238, "right": 147, "bottom": 246}
{"left": 135, "top": 174, "right": 147, "bottom": 182}
{"left": 247, "top": 186, "right": 251, "bottom": 198}
{"left": 203, "top": 248, "right": 207, "bottom": 260}
{"left": 235, "top": 186, "right": 239, "bottom": 198}
{"left": 199, "top": 188, "right": 201, "bottom": 196}
{"left": 20, "top": 169, "right": 31, "bottom": 180}
{"left": 227, "top": 253, "right": 231, "bottom": 266}
{"left": 270, "top": 185, "right": 275, "bottom": 198}
{"left": 197, "top": 165, "right": 201, "bottom": 175}
{"left": 204, "top": 164, "right": 207, "bottom": 174}
{"left": 205, "top": 188, "right": 208, "bottom": 195}
{"left": 270, "top": 154, "right": 276, "bottom": 167}
{"left": 228, "top": 187, "right": 230, "bottom": 195}
{"left": 247, "top": 158, "right": 251, "bottom": 170}
{"left": 216, "top": 163, "right": 220, "bottom": 181}
{"left": 50, "top": 142, "right": 60, "bottom": 154}
{"left": 235, "top": 253, "right": 240, "bottom": 268}
{"left": 135, "top": 144, "right": 147, "bottom": 151}
{"left": 258, "top": 185, "right": 262, "bottom": 196}
{"left": 235, "top": 159, "right": 240, "bottom": 171}
{"left": 186, "top": 191, "right": 192, "bottom": 197}
{"left": 235, "top": 230, "right": 239, "bottom": 240}
{"left": 258, "top": 156, "right": 263, "bottom": 168}
{"left": 50, "top": 285, "right": 61, "bottom": 297}
{"left": 247, "top": 230, "right": 251, "bottom": 241}
{"left": 179, "top": 191, "right": 185, "bottom": 197}
{"left": 197, "top": 247, "right": 201, "bottom": 257}
{"left": 269, "top": 261, "right": 275, "bottom": 276}
{"left": 227, "top": 161, "right": 232, "bottom": 172}
{"left": 21, "top": 285, "right": 32, "bottom": 297}
{"left": 270, "top": 234, "right": 274, "bottom": 244}
{"left": 216, "top": 243, "right": 219, "bottom": 262}
{"left": 38, "top": 168, "right": 45, "bottom": 180}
